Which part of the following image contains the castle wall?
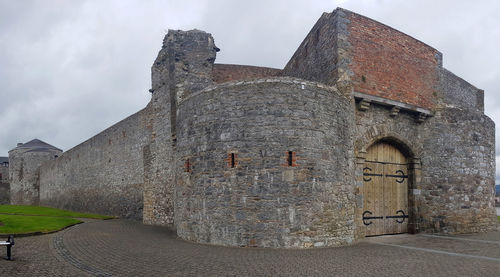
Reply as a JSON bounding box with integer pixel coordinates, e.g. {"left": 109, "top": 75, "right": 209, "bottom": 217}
{"left": 142, "top": 23, "right": 496, "bottom": 245}
{"left": 175, "top": 77, "right": 356, "bottom": 248}
{"left": 39, "top": 108, "right": 149, "bottom": 220}
{"left": 212, "top": 64, "right": 281, "bottom": 83}
{"left": 6, "top": 9, "right": 494, "bottom": 248}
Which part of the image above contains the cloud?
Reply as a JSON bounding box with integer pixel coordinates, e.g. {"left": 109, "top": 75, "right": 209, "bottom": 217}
{"left": 0, "top": 0, "right": 499, "bottom": 168}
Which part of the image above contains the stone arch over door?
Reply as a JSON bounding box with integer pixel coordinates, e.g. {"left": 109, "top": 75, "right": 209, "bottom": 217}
{"left": 355, "top": 132, "right": 422, "bottom": 238}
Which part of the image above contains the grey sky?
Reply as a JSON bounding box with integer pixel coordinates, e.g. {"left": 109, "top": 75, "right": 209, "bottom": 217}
{"left": 1, "top": 0, "right": 499, "bottom": 179}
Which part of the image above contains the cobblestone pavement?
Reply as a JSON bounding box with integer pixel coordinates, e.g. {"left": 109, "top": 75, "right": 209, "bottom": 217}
{"left": 1, "top": 220, "right": 499, "bottom": 276}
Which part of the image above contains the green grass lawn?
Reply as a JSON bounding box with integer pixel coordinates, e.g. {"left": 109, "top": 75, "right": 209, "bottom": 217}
{"left": 0, "top": 214, "right": 81, "bottom": 234}
{"left": 0, "top": 205, "right": 113, "bottom": 219}
{"left": 0, "top": 205, "right": 113, "bottom": 235}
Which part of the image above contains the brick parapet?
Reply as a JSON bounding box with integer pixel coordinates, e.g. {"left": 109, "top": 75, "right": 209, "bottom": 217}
{"left": 345, "top": 10, "right": 441, "bottom": 109}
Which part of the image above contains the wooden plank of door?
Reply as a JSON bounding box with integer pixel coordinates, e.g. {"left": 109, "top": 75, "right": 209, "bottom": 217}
{"left": 384, "top": 144, "right": 393, "bottom": 234}
{"left": 363, "top": 161, "right": 384, "bottom": 236}
{"left": 395, "top": 163, "right": 408, "bottom": 233}
{"left": 395, "top": 145, "right": 408, "bottom": 234}
{"left": 375, "top": 162, "right": 384, "bottom": 236}
{"left": 385, "top": 162, "right": 395, "bottom": 234}
{"left": 385, "top": 164, "right": 408, "bottom": 233}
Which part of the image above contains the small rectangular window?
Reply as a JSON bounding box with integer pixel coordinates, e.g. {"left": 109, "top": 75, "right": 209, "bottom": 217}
{"left": 287, "top": 151, "right": 296, "bottom": 167}
{"left": 227, "top": 152, "right": 237, "bottom": 168}
{"left": 185, "top": 158, "right": 191, "bottom": 172}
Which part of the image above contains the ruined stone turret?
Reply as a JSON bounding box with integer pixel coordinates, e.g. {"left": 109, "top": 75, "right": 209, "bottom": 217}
{"left": 143, "top": 29, "right": 219, "bottom": 225}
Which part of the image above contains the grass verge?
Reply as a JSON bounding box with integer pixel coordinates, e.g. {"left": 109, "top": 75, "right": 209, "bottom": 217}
{"left": 0, "top": 205, "right": 114, "bottom": 235}
{"left": 0, "top": 205, "right": 114, "bottom": 219}
{"left": 0, "top": 214, "right": 81, "bottom": 235}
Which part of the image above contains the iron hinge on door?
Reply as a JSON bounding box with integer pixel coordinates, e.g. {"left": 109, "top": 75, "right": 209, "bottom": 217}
{"left": 362, "top": 167, "right": 382, "bottom": 181}
{"left": 363, "top": 210, "right": 408, "bottom": 225}
{"left": 384, "top": 170, "right": 408, "bottom": 183}
{"left": 362, "top": 211, "right": 383, "bottom": 225}
{"left": 384, "top": 210, "right": 408, "bottom": 223}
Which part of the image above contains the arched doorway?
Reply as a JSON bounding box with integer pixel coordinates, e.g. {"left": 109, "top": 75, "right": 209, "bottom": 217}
{"left": 362, "top": 142, "right": 409, "bottom": 236}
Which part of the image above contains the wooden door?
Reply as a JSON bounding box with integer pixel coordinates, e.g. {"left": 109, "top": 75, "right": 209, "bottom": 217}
{"left": 363, "top": 142, "right": 408, "bottom": 236}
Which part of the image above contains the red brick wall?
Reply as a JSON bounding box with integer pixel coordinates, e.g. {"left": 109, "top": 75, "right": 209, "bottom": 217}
{"left": 347, "top": 12, "right": 441, "bottom": 109}
{"left": 213, "top": 64, "right": 281, "bottom": 83}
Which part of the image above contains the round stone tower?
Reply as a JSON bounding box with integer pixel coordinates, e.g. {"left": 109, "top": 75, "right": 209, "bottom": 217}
{"left": 8, "top": 139, "right": 62, "bottom": 205}
{"left": 175, "top": 78, "right": 356, "bottom": 248}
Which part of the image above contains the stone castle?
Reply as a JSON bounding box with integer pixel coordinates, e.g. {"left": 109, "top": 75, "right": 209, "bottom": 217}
{"left": 2, "top": 8, "right": 497, "bottom": 248}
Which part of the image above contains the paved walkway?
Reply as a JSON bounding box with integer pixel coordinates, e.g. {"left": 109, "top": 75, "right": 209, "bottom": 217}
{"left": 1, "top": 220, "right": 499, "bottom": 276}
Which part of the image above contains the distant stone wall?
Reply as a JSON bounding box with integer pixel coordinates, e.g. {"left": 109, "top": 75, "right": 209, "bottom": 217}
{"left": 213, "top": 64, "right": 281, "bottom": 83}
{"left": 39, "top": 108, "right": 150, "bottom": 220}
{"left": 0, "top": 165, "right": 8, "bottom": 183}
{"left": 175, "top": 77, "right": 356, "bottom": 248}
{"left": 0, "top": 166, "right": 8, "bottom": 204}
{"left": 0, "top": 183, "right": 8, "bottom": 204}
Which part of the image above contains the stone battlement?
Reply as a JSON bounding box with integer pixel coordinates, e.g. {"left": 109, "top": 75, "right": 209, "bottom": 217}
{"left": 183, "top": 76, "right": 341, "bottom": 101}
